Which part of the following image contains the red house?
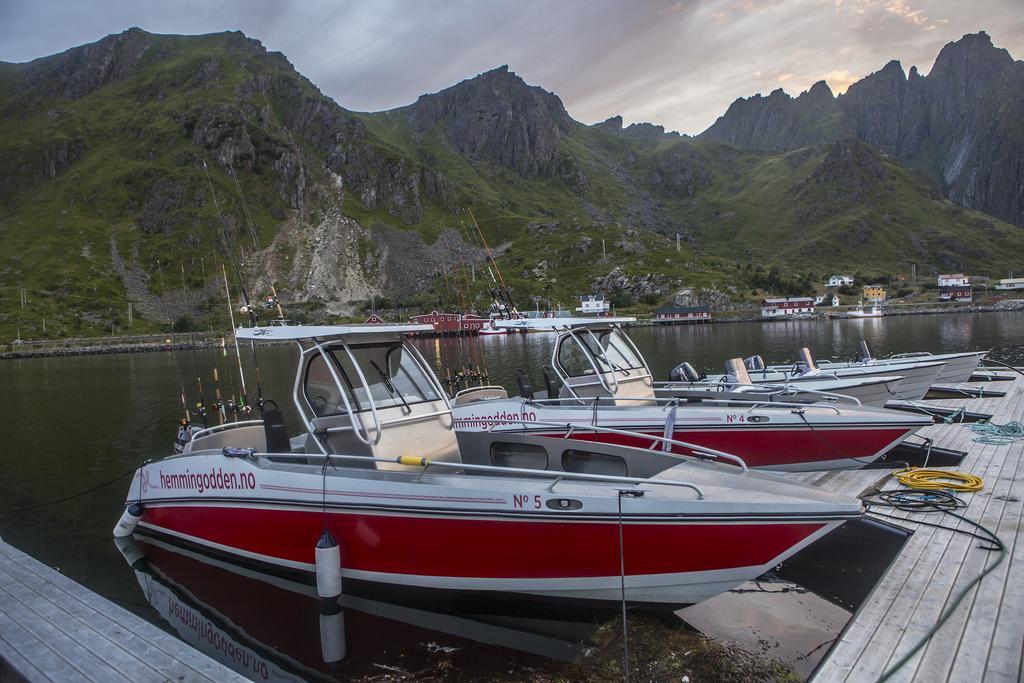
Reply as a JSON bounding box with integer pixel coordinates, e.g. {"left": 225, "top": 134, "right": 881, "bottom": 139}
{"left": 654, "top": 306, "right": 711, "bottom": 324}
{"left": 939, "top": 286, "right": 973, "bottom": 302}
{"left": 408, "top": 310, "right": 488, "bottom": 335}
{"left": 363, "top": 314, "right": 390, "bottom": 325}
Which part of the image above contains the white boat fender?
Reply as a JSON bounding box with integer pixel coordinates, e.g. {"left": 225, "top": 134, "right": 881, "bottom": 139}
{"left": 319, "top": 601, "right": 346, "bottom": 665}
{"left": 315, "top": 530, "right": 342, "bottom": 601}
{"left": 113, "top": 535, "right": 147, "bottom": 570}
{"left": 113, "top": 503, "right": 144, "bottom": 538}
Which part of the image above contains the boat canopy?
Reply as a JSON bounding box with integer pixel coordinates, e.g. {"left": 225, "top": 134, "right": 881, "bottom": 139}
{"left": 235, "top": 324, "right": 433, "bottom": 342}
{"left": 495, "top": 316, "right": 636, "bottom": 331}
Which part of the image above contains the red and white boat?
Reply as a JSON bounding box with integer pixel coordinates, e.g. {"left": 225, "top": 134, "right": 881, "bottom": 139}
{"left": 116, "top": 324, "right": 861, "bottom": 607}
{"left": 452, "top": 318, "right": 931, "bottom": 471}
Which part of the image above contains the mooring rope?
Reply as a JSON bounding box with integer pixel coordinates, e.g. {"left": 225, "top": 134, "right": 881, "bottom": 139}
{"left": 969, "top": 420, "right": 1024, "bottom": 445}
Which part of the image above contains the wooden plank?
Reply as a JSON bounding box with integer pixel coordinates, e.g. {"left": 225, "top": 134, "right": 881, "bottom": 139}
{"left": 884, "top": 441, "right": 1013, "bottom": 681}
{"left": 0, "top": 551, "right": 227, "bottom": 682}
{"left": 810, "top": 375, "right": 1024, "bottom": 682}
{"left": 0, "top": 611, "right": 89, "bottom": 683}
{"left": 0, "top": 582, "right": 131, "bottom": 682}
{"left": 0, "top": 540, "right": 249, "bottom": 683}
{"left": 0, "top": 541, "right": 244, "bottom": 682}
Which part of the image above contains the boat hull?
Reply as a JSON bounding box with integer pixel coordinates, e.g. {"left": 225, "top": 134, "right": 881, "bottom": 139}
{"left": 453, "top": 400, "right": 927, "bottom": 471}
{"left": 136, "top": 501, "right": 840, "bottom": 605}
{"left": 124, "top": 453, "right": 858, "bottom": 606}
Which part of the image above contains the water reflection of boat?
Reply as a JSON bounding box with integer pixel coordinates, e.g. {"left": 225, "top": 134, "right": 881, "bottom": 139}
{"left": 118, "top": 535, "right": 591, "bottom": 682}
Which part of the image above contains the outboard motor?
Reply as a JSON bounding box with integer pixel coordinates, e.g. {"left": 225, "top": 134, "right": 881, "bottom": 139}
{"left": 515, "top": 369, "right": 535, "bottom": 400}
{"left": 669, "top": 361, "right": 702, "bottom": 383}
{"left": 723, "top": 358, "right": 753, "bottom": 385}
{"left": 744, "top": 355, "right": 766, "bottom": 371}
{"left": 173, "top": 419, "right": 193, "bottom": 454}
{"left": 857, "top": 340, "right": 873, "bottom": 363}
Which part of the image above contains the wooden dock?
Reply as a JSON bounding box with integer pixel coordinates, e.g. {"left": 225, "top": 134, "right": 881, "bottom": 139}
{"left": 797, "top": 372, "right": 1024, "bottom": 682}
{"left": 0, "top": 537, "right": 249, "bottom": 683}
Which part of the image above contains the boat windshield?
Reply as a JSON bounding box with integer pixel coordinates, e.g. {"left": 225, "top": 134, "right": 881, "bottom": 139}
{"left": 305, "top": 342, "right": 441, "bottom": 417}
{"left": 558, "top": 328, "right": 647, "bottom": 378}
{"left": 598, "top": 329, "right": 647, "bottom": 373}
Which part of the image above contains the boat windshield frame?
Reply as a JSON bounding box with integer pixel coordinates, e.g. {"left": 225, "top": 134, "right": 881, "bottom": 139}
{"left": 292, "top": 336, "right": 452, "bottom": 449}
{"left": 551, "top": 324, "right": 654, "bottom": 398}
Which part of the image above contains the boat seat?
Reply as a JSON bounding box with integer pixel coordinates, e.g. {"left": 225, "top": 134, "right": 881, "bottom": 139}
{"left": 262, "top": 406, "right": 292, "bottom": 453}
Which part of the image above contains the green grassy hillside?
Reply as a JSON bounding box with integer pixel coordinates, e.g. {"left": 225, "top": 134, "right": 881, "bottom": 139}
{"left": 1, "top": 29, "right": 1020, "bottom": 340}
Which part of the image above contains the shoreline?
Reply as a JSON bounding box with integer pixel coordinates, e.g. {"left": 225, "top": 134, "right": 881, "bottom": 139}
{"left": 2, "top": 303, "right": 1021, "bottom": 360}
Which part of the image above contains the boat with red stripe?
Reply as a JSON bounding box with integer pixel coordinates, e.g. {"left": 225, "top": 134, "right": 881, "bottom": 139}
{"left": 451, "top": 318, "right": 930, "bottom": 471}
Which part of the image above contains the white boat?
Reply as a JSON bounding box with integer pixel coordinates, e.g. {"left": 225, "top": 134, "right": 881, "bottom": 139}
{"left": 661, "top": 374, "right": 906, "bottom": 409}
{"left": 116, "top": 323, "right": 862, "bottom": 607}
{"left": 453, "top": 318, "right": 930, "bottom": 471}
{"left": 847, "top": 301, "right": 883, "bottom": 318}
{"left": 708, "top": 352, "right": 947, "bottom": 401}
{"left": 810, "top": 343, "right": 987, "bottom": 384}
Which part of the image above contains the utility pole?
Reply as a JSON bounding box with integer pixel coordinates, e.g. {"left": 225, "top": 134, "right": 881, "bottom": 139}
{"left": 128, "top": 303, "right": 133, "bottom": 328}
{"left": 602, "top": 239, "right": 606, "bottom": 259}
{"left": 676, "top": 233, "right": 680, "bottom": 253}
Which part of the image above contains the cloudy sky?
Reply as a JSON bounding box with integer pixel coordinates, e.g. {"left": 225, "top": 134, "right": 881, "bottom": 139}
{"left": 1, "top": 0, "right": 1021, "bottom": 134}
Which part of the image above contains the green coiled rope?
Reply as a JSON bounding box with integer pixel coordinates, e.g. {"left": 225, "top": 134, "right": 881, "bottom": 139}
{"left": 969, "top": 420, "right": 1024, "bottom": 445}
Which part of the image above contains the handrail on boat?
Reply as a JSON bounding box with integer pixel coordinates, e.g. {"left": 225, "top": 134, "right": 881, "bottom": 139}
{"left": 188, "top": 420, "right": 265, "bottom": 442}
{"left": 653, "top": 382, "right": 863, "bottom": 407}
{"left": 398, "top": 455, "right": 706, "bottom": 499}
{"left": 231, "top": 450, "right": 706, "bottom": 499}
{"left": 485, "top": 417, "right": 748, "bottom": 472}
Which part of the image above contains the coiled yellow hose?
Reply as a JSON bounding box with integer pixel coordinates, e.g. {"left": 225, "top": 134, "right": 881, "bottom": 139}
{"left": 892, "top": 467, "right": 984, "bottom": 492}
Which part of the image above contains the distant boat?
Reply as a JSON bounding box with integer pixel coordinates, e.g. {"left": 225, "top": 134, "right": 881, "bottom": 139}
{"left": 848, "top": 301, "right": 883, "bottom": 318}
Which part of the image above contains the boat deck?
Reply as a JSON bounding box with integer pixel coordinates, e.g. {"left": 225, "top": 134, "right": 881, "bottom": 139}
{"left": 794, "top": 372, "right": 1024, "bottom": 682}
{"left": 0, "top": 538, "right": 248, "bottom": 683}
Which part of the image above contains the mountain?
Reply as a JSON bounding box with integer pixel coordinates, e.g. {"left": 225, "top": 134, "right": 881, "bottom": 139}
{"left": 0, "top": 29, "right": 1021, "bottom": 338}
{"left": 701, "top": 32, "right": 1024, "bottom": 228}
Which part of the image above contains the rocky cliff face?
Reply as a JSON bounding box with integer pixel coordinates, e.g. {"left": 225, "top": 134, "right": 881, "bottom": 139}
{"left": 401, "top": 65, "right": 576, "bottom": 177}
{"left": 699, "top": 32, "right": 1024, "bottom": 227}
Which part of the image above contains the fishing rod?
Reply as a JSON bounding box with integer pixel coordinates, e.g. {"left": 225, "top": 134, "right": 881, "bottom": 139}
{"left": 227, "top": 160, "right": 286, "bottom": 322}
{"left": 467, "top": 207, "right": 518, "bottom": 315}
{"left": 222, "top": 263, "right": 250, "bottom": 412}
{"left": 155, "top": 260, "right": 192, "bottom": 428}
{"left": 202, "top": 159, "right": 265, "bottom": 414}
{"left": 179, "top": 262, "right": 208, "bottom": 429}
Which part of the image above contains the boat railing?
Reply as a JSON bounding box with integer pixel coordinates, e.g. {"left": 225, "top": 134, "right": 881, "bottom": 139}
{"left": 652, "top": 382, "right": 863, "bottom": 407}
{"left": 522, "top": 393, "right": 854, "bottom": 412}
{"left": 188, "top": 420, "right": 265, "bottom": 443}
{"left": 484, "top": 417, "right": 748, "bottom": 472}
{"left": 241, "top": 450, "right": 707, "bottom": 499}
{"left": 395, "top": 454, "right": 707, "bottom": 498}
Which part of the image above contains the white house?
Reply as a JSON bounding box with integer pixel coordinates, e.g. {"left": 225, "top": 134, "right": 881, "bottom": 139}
{"left": 995, "top": 277, "right": 1024, "bottom": 291}
{"left": 938, "top": 273, "right": 969, "bottom": 287}
{"left": 827, "top": 275, "right": 854, "bottom": 287}
{"left": 576, "top": 294, "right": 611, "bottom": 315}
{"left": 832, "top": 295, "right": 840, "bottom": 307}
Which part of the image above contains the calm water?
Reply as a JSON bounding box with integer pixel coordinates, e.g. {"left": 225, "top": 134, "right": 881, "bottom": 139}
{"left": 1, "top": 312, "right": 1020, "bottom": 680}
